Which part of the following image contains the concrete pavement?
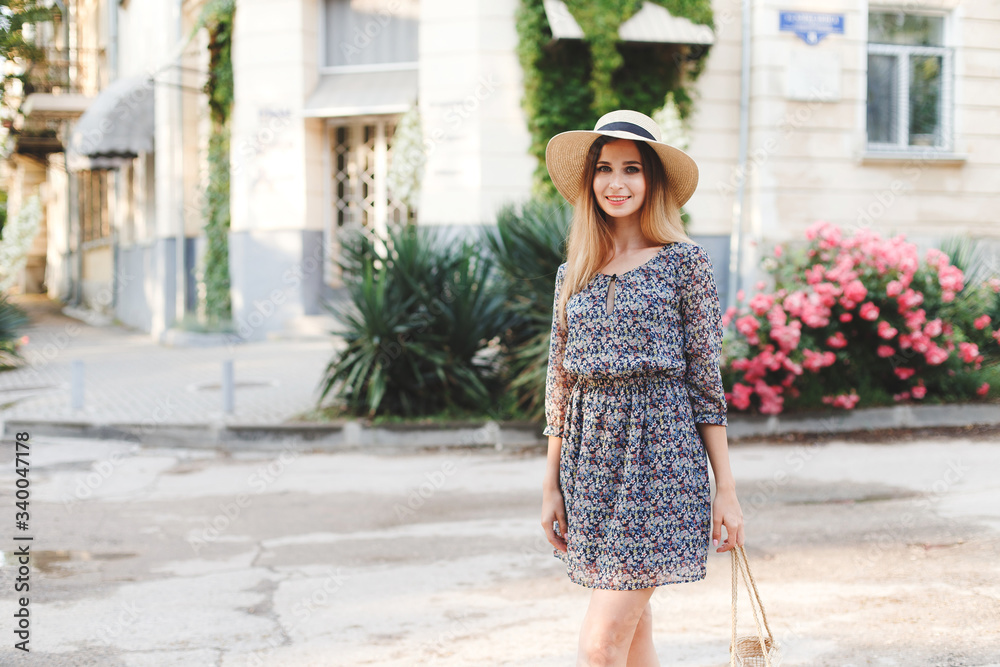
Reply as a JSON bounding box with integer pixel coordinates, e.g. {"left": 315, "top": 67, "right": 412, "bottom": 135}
{"left": 0, "top": 297, "right": 338, "bottom": 429}
{"left": 0, "top": 435, "right": 998, "bottom": 665}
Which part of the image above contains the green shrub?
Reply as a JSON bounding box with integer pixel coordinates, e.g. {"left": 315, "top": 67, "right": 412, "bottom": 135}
{"left": 481, "top": 198, "right": 572, "bottom": 419}
{"left": 319, "top": 224, "right": 515, "bottom": 418}
{"left": 723, "top": 222, "right": 999, "bottom": 414}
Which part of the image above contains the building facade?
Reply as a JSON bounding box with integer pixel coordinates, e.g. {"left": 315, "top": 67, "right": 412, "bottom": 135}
{"left": 2, "top": 0, "right": 997, "bottom": 340}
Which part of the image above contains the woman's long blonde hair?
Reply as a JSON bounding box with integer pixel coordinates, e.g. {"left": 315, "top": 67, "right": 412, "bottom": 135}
{"left": 555, "top": 136, "right": 692, "bottom": 330}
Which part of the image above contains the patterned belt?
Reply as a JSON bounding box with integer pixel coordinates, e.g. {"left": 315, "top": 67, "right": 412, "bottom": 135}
{"left": 574, "top": 370, "right": 683, "bottom": 388}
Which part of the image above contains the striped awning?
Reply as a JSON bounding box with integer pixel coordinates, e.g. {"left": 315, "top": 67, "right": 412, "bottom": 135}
{"left": 543, "top": 0, "right": 715, "bottom": 45}
{"left": 67, "top": 75, "right": 154, "bottom": 170}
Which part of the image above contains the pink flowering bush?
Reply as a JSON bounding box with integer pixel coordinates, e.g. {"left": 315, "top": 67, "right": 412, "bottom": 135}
{"left": 721, "top": 222, "right": 1000, "bottom": 414}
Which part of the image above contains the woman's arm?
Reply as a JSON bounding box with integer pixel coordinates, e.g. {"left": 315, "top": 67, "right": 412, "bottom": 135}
{"left": 698, "top": 423, "right": 744, "bottom": 552}
{"left": 678, "top": 245, "right": 744, "bottom": 552}
{"left": 541, "top": 264, "right": 572, "bottom": 552}
{"left": 541, "top": 435, "right": 567, "bottom": 552}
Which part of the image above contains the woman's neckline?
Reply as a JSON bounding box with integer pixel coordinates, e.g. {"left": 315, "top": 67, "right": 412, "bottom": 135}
{"left": 596, "top": 243, "right": 674, "bottom": 277}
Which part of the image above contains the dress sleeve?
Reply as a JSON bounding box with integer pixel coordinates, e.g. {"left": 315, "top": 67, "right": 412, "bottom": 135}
{"left": 543, "top": 263, "right": 575, "bottom": 437}
{"left": 679, "top": 245, "right": 729, "bottom": 426}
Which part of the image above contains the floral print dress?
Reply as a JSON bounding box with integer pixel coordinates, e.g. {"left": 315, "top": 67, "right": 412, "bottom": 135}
{"left": 543, "top": 242, "right": 728, "bottom": 590}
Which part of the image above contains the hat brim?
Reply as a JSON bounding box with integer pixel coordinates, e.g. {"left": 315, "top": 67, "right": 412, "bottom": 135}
{"left": 545, "top": 130, "right": 699, "bottom": 208}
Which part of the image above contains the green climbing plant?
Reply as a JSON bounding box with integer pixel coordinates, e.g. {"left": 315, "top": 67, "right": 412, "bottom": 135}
{"left": 193, "top": 0, "right": 235, "bottom": 326}
{"left": 515, "top": 0, "right": 713, "bottom": 197}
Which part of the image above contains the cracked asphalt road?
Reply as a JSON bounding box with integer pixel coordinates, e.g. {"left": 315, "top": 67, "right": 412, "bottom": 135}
{"left": 1, "top": 435, "right": 999, "bottom": 666}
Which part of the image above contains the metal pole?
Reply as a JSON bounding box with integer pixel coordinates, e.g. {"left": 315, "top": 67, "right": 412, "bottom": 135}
{"left": 727, "top": 0, "right": 753, "bottom": 311}
{"left": 221, "top": 359, "right": 235, "bottom": 414}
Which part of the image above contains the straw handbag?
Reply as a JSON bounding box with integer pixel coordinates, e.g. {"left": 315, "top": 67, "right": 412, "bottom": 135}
{"left": 730, "top": 545, "right": 780, "bottom": 667}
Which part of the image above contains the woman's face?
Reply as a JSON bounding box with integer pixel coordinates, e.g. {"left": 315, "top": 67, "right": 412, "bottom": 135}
{"left": 592, "top": 139, "right": 646, "bottom": 223}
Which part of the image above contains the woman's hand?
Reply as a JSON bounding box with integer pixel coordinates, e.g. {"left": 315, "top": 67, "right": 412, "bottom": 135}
{"left": 712, "top": 486, "right": 745, "bottom": 553}
{"left": 541, "top": 488, "right": 568, "bottom": 553}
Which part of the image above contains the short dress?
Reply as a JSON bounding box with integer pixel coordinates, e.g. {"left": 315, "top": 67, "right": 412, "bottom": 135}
{"left": 542, "top": 242, "right": 729, "bottom": 591}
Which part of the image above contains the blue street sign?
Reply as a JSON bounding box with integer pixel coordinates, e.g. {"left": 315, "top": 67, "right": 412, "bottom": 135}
{"left": 779, "top": 11, "right": 845, "bottom": 45}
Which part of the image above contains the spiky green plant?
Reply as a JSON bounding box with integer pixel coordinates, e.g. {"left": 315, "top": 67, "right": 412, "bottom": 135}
{"left": 481, "top": 198, "right": 572, "bottom": 418}
{"left": 319, "top": 224, "right": 516, "bottom": 418}
{"left": 0, "top": 294, "right": 28, "bottom": 369}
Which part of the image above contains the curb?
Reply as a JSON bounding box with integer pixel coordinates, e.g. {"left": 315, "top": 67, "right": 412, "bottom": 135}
{"left": 4, "top": 403, "right": 1000, "bottom": 452}
{"left": 0, "top": 418, "right": 544, "bottom": 453}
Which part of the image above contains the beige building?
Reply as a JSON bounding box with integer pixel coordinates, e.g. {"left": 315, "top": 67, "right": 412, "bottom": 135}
{"left": 2, "top": 0, "right": 997, "bottom": 339}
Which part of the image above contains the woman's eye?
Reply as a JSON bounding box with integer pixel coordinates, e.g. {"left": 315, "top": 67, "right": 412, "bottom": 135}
{"left": 597, "top": 165, "right": 611, "bottom": 172}
{"left": 626, "top": 166, "right": 640, "bottom": 174}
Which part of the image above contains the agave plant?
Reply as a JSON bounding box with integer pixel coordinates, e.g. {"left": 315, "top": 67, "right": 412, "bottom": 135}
{"left": 481, "top": 198, "right": 572, "bottom": 419}
{"left": 0, "top": 294, "right": 29, "bottom": 369}
{"left": 319, "top": 224, "right": 515, "bottom": 418}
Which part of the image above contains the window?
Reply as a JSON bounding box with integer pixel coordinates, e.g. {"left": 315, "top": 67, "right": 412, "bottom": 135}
{"left": 78, "top": 169, "right": 110, "bottom": 243}
{"left": 324, "top": 0, "right": 419, "bottom": 69}
{"left": 330, "top": 119, "right": 412, "bottom": 232}
{"left": 866, "top": 11, "right": 953, "bottom": 151}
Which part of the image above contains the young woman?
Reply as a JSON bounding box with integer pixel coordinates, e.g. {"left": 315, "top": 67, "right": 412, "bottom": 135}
{"left": 539, "top": 110, "right": 745, "bottom": 667}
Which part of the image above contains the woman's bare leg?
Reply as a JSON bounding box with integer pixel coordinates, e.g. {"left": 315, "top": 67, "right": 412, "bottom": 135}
{"left": 625, "top": 602, "right": 659, "bottom": 667}
{"left": 577, "top": 587, "right": 656, "bottom": 667}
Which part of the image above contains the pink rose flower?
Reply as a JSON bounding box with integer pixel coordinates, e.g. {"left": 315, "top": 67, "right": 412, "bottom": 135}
{"left": 911, "top": 384, "right": 927, "bottom": 399}
{"left": 894, "top": 367, "right": 916, "bottom": 380}
{"left": 749, "top": 292, "right": 774, "bottom": 316}
{"left": 877, "top": 321, "right": 898, "bottom": 340}
{"left": 877, "top": 345, "right": 895, "bottom": 358}
{"left": 974, "top": 314, "right": 991, "bottom": 330}
{"left": 843, "top": 279, "right": 867, "bottom": 304}
{"left": 827, "top": 332, "right": 848, "bottom": 349}
{"left": 886, "top": 280, "right": 904, "bottom": 297}
{"left": 925, "top": 248, "right": 949, "bottom": 269}
{"left": 822, "top": 392, "right": 860, "bottom": 409}
{"left": 977, "top": 382, "right": 990, "bottom": 396}
{"left": 736, "top": 316, "right": 758, "bottom": 333}
{"left": 839, "top": 313, "right": 853, "bottom": 323}
{"left": 938, "top": 265, "right": 964, "bottom": 292}
{"left": 859, "top": 302, "right": 879, "bottom": 321}
{"left": 903, "top": 308, "right": 926, "bottom": 331}
{"left": 730, "top": 383, "right": 753, "bottom": 410}
{"left": 925, "top": 346, "right": 949, "bottom": 365}
{"left": 897, "top": 289, "right": 924, "bottom": 310}
{"left": 802, "top": 349, "right": 835, "bottom": 372}
{"left": 959, "top": 342, "right": 981, "bottom": 364}
{"left": 924, "top": 319, "right": 943, "bottom": 337}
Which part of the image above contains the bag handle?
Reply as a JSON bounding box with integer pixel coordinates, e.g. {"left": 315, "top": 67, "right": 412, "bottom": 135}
{"left": 730, "top": 545, "right": 774, "bottom": 667}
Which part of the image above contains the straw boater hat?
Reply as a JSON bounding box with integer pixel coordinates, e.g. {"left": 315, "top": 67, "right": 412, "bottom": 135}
{"left": 545, "top": 109, "right": 699, "bottom": 208}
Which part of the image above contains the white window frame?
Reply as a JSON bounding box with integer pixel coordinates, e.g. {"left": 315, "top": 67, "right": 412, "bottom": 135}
{"left": 864, "top": 8, "right": 955, "bottom": 155}
{"left": 318, "top": 0, "right": 419, "bottom": 75}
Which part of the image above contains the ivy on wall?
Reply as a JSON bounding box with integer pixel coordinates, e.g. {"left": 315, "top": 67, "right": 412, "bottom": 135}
{"left": 194, "top": 0, "right": 235, "bottom": 325}
{"left": 515, "top": 0, "right": 713, "bottom": 197}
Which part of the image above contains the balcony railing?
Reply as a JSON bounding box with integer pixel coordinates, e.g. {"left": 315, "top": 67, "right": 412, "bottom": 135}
{"left": 20, "top": 47, "right": 106, "bottom": 96}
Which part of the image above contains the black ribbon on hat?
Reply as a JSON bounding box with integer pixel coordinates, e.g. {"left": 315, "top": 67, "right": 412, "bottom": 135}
{"left": 596, "top": 121, "right": 656, "bottom": 141}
